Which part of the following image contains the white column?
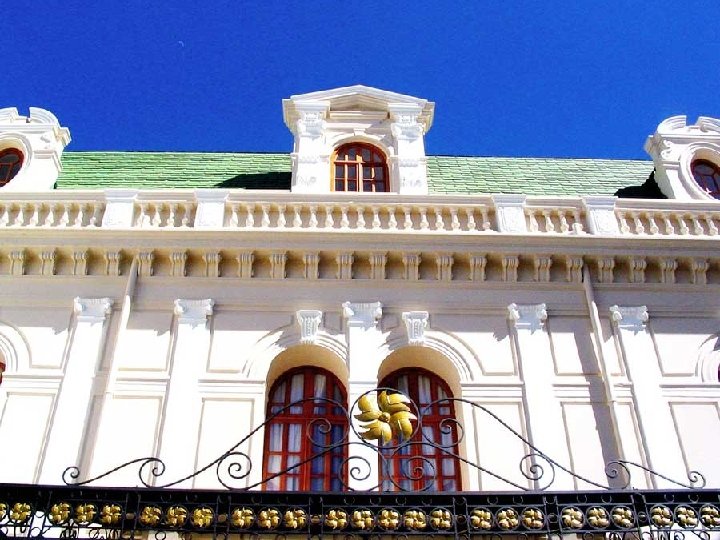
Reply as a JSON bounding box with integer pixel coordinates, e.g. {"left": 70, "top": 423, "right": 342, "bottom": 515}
{"left": 342, "top": 301, "right": 383, "bottom": 490}
{"left": 609, "top": 305, "right": 687, "bottom": 487}
{"left": 39, "top": 297, "right": 113, "bottom": 484}
{"left": 155, "top": 299, "right": 214, "bottom": 487}
{"left": 507, "top": 303, "right": 574, "bottom": 489}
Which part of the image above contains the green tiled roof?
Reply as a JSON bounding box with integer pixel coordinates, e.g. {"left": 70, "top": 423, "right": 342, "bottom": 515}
{"left": 57, "top": 152, "right": 654, "bottom": 196}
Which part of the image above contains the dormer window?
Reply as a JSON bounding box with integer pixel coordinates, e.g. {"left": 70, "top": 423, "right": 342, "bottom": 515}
{"left": 691, "top": 159, "right": 720, "bottom": 199}
{"left": 333, "top": 142, "right": 388, "bottom": 192}
{"left": 0, "top": 148, "right": 23, "bottom": 187}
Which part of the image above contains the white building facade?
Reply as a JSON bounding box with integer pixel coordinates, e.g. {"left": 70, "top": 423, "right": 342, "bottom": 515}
{"left": 0, "top": 87, "right": 719, "bottom": 504}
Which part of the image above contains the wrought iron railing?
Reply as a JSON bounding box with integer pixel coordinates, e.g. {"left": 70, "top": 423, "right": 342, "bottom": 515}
{"left": 0, "top": 389, "right": 714, "bottom": 539}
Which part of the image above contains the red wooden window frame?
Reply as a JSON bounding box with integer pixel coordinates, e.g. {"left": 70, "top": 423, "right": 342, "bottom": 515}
{"left": 263, "top": 366, "right": 348, "bottom": 491}
{"left": 379, "top": 368, "right": 462, "bottom": 491}
{"left": 333, "top": 142, "right": 389, "bottom": 193}
{"left": 692, "top": 159, "right": 720, "bottom": 199}
{"left": 0, "top": 148, "right": 24, "bottom": 187}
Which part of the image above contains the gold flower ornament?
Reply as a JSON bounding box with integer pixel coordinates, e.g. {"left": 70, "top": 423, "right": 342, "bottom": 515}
{"left": 355, "top": 391, "right": 416, "bottom": 443}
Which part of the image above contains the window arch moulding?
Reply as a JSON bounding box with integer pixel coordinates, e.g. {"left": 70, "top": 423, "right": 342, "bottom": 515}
{"left": 0, "top": 321, "right": 32, "bottom": 381}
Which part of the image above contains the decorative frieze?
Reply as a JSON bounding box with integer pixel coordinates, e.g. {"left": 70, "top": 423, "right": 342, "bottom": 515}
{"left": 237, "top": 251, "right": 254, "bottom": 278}
{"left": 565, "top": 255, "right": 583, "bottom": 283}
{"left": 533, "top": 255, "right": 552, "bottom": 282}
{"left": 597, "top": 257, "right": 615, "bottom": 283}
{"left": 628, "top": 256, "right": 646, "bottom": 284}
{"left": 173, "top": 298, "right": 214, "bottom": 326}
{"left": 296, "top": 310, "right": 323, "bottom": 344}
{"left": 343, "top": 301, "right": 382, "bottom": 329}
{"left": 507, "top": 303, "right": 547, "bottom": 333}
{"left": 609, "top": 305, "right": 648, "bottom": 332}
{"left": 402, "top": 311, "right": 429, "bottom": 345}
{"left": 691, "top": 258, "right": 709, "bottom": 285}
{"left": 72, "top": 249, "right": 89, "bottom": 276}
{"left": 435, "top": 254, "right": 453, "bottom": 281}
{"left": 468, "top": 255, "right": 487, "bottom": 282}
{"left": 269, "top": 251, "right": 287, "bottom": 280}
{"left": 9, "top": 249, "right": 25, "bottom": 276}
{"left": 303, "top": 252, "right": 319, "bottom": 280}
{"left": 40, "top": 249, "right": 56, "bottom": 276}
{"left": 104, "top": 250, "right": 121, "bottom": 276}
{"left": 659, "top": 258, "right": 677, "bottom": 284}
{"left": 73, "top": 297, "right": 113, "bottom": 324}
{"left": 402, "top": 253, "right": 421, "bottom": 281}
{"left": 502, "top": 255, "right": 519, "bottom": 282}
{"left": 138, "top": 251, "right": 154, "bottom": 277}
{"left": 369, "top": 252, "right": 387, "bottom": 280}
{"left": 203, "top": 251, "right": 221, "bottom": 278}
{"left": 336, "top": 252, "right": 354, "bottom": 280}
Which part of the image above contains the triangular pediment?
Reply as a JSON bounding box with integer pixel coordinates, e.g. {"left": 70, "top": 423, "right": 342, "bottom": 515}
{"left": 283, "top": 85, "right": 434, "bottom": 130}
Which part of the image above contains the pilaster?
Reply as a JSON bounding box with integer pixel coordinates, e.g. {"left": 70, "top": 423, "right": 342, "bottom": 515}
{"left": 343, "top": 301, "right": 383, "bottom": 490}
{"left": 507, "top": 303, "right": 574, "bottom": 489}
{"left": 39, "top": 297, "right": 113, "bottom": 483}
{"left": 156, "top": 299, "right": 214, "bottom": 487}
{"left": 609, "top": 305, "right": 687, "bottom": 487}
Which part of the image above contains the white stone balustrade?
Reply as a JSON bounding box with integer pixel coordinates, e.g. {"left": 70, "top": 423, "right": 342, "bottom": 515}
{"left": 2, "top": 190, "right": 720, "bottom": 238}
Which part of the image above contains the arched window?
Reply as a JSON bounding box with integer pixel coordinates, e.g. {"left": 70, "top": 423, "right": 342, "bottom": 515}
{"left": 333, "top": 142, "right": 388, "bottom": 192}
{"left": 379, "top": 368, "right": 462, "bottom": 491}
{"left": 692, "top": 159, "right": 720, "bottom": 199}
{"left": 0, "top": 148, "right": 24, "bottom": 187}
{"left": 263, "top": 366, "right": 348, "bottom": 490}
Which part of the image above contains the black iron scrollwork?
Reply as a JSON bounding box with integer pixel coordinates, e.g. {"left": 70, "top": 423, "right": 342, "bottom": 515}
{"left": 61, "top": 389, "right": 706, "bottom": 493}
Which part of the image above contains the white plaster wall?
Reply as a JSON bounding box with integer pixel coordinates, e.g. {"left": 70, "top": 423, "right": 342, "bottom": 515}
{"left": 0, "top": 278, "right": 718, "bottom": 491}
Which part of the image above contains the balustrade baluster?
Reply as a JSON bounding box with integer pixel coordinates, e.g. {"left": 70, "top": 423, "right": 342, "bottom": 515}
{"left": 480, "top": 207, "right": 491, "bottom": 230}
{"left": 402, "top": 206, "right": 413, "bottom": 229}
{"left": 308, "top": 205, "right": 318, "bottom": 228}
{"left": 167, "top": 203, "right": 177, "bottom": 227}
{"left": 661, "top": 213, "right": 674, "bottom": 235}
{"left": 356, "top": 205, "right": 365, "bottom": 229}
{"left": 631, "top": 212, "right": 644, "bottom": 234}
{"left": 617, "top": 211, "right": 630, "bottom": 234}
{"left": 419, "top": 207, "right": 429, "bottom": 230}
{"left": 28, "top": 203, "right": 40, "bottom": 226}
{"left": 647, "top": 213, "right": 659, "bottom": 234}
{"left": 181, "top": 204, "right": 193, "bottom": 227}
{"left": 59, "top": 203, "right": 71, "bottom": 227}
{"left": 571, "top": 210, "right": 584, "bottom": 234}
{"left": 677, "top": 214, "right": 689, "bottom": 235}
{"left": 371, "top": 206, "right": 381, "bottom": 230}
{"left": 44, "top": 203, "right": 57, "bottom": 226}
{"left": 433, "top": 207, "right": 444, "bottom": 230}
{"left": 74, "top": 203, "right": 86, "bottom": 227}
{"left": 277, "top": 204, "right": 287, "bottom": 228}
{"left": 324, "top": 205, "right": 335, "bottom": 228}
{"left": 0, "top": 204, "right": 8, "bottom": 226}
{"left": 691, "top": 216, "right": 704, "bottom": 235}
{"left": 465, "top": 208, "right": 476, "bottom": 231}
{"left": 260, "top": 204, "right": 271, "bottom": 228}
{"left": 704, "top": 215, "right": 718, "bottom": 236}
{"left": 244, "top": 203, "right": 255, "bottom": 228}
{"left": 558, "top": 211, "right": 569, "bottom": 233}
{"left": 229, "top": 203, "right": 240, "bottom": 227}
{"left": 387, "top": 206, "right": 397, "bottom": 230}
{"left": 293, "top": 205, "right": 303, "bottom": 228}
{"left": 339, "top": 205, "right": 349, "bottom": 229}
{"left": 543, "top": 210, "right": 555, "bottom": 232}
{"left": 527, "top": 210, "right": 539, "bottom": 232}
{"left": 151, "top": 204, "right": 162, "bottom": 227}
{"left": 450, "top": 207, "right": 460, "bottom": 230}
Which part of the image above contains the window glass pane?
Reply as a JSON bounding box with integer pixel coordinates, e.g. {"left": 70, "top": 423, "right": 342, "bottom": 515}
{"left": 335, "top": 179, "right": 345, "bottom": 191}
{"left": 362, "top": 148, "right": 371, "bottom": 161}
{"left": 348, "top": 180, "right": 357, "bottom": 191}
{"left": 348, "top": 148, "right": 356, "bottom": 160}
{"left": 289, "top": 373, "right": 304, "bottom": 413}
{"left": 376, "top": 181, "right": 386, "bottom": 192}
{"left": 362, "top": 166, "right": 372, "bottom": 179}
{"left": 267, "top": 453, "right": 281, "bottom": 473}
{"left": 335, "top": 165, "right": 343, "bottom": 178}
{"left": 375, "top": 167, "right": 384, "bottom": 180}
{"left": 363, "top": 180, "right": 372, "bottom": 192}
{"left": 268, "top": 424, "right": 283, "bottom": 451}
{"left": 288, "top": 423, "right": 302, "bottom": 452}
{"left": 348, "top": 165, "right": 356, "bottom": 179}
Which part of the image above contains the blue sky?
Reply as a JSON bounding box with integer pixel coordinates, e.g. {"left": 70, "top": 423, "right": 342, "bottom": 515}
{"left": 4, "top": 1, "right": 719, "bottom": 158}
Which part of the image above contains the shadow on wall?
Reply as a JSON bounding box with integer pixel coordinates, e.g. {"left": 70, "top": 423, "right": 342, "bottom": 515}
{"left": 216, "top": 172, "right": 291, "bottom": 190}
